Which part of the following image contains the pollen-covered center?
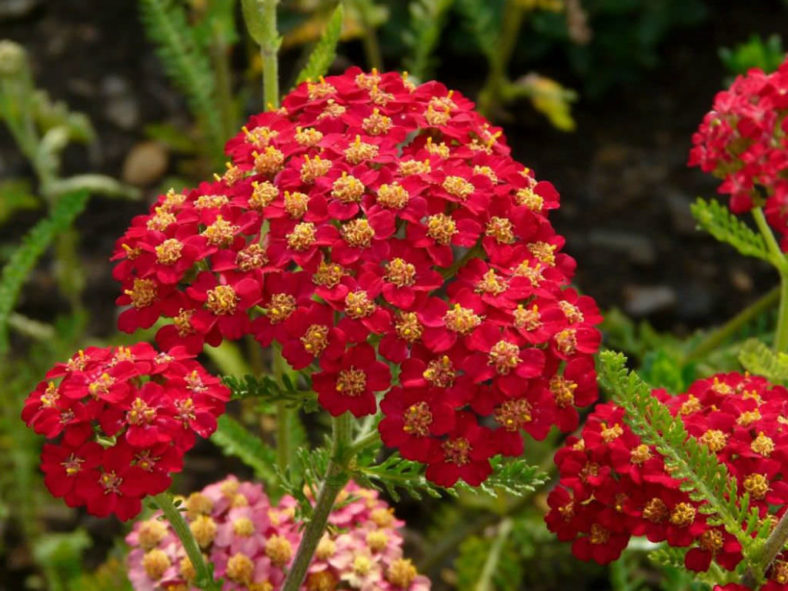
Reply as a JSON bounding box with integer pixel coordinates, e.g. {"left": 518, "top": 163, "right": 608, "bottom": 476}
{"left": 549, "top": 375, "right": 577, "bottom": 408}
{"left": 699, "top": 529, "right": 723, "bottom": 553}
{"left": 589, "top": 524, "right": 610, "bottom": 545}
{"left": 284, "top": 191, "right": 309, "bottom": 218}
{"left": 442, "top": 437, "right": 471, "bottom": 466}
{"left": 254, "top": 146, "right": 285, "bottom": 176}
{"left": 395, "top": 312, "right": 423, "bottom": 343}
{"left": 384, "top": 258, "right": 416, "bottom": 287}
{"left": 630, "top": 444, "right": 651, "bottom": 464}
{"left": 287, "top": 222, "right": 317, "bottom": 251}
{"left": 744, "top": 473, "right": 769, "bottom": 500}
{"left": 752, "top": 432, "right": 775, "bottom": 457}
{"left": 331, "top": 172, "right": 365, "bottom": 203}
{"left": 202, "top": 215, "right": 238, "bottom": 247}
{"left": 425, "top": 213, "right": 457, "bottom": 245}
{"left": 301, "top": 324, "right": 329, "bottom": 355}
{"left": 206, "top": 285, "right": 239, "bottom": 315}
{"left": 443, "top": 303, "right": 482, "bottom": 334}
{"left": 488, "top": 340, "right": 520, "bottom": 374}
{"left": 345, "top": 135, "right": 379, "bottom": 164}
{"left": 377, "top": 183, "right": 409, "bottom": 209}
{"left": 60, "top": 453, "right": 84, "bottom": 476}
{"left": 236, "top": 244, "right": 268, "bottom": 271}
{"left": 344, "top": 290, "right": 376, "bottom": 319}
{"left": 127, "top": 397, "right": 157, "bottom": 425}
{"left": 249, "top": 181, "right": 278, "bottom": 209}
{"left": 554, "top": 328, "right": 578, "bottom": 356}
{"left": 99, "top": 470, "right": 122, "bottom": 494}
{"left": 300, "top": 155, "right": 332, "bottom": 183}
{"left": 494, "top": 398, "right": 533, "bottom": 431}
{"left": 341, "top": 218, "right": 375, "bottom": 248}
{"left": 155, "top": 238, "right": 183, "bottom": 265}
{"left": 485, "top": 216, "right": 515, "bottom": 244}
{"left": 88, "top": 372, "right": 115, "bottom": 397}
{"left": 442, "top": 176, "right": 474, "bottom": 200}
{"left": 336, "top": 368, "right": 367, "bottom": 397}
{"left": 387, "top": 559, "right": 418, "bottom": 588}
{"left": 362, "top": 108, "right": 392, "bottom": 135}
{"left": 423, "top": 356, "right": 455, "bottom": 388}
{"left": 643, "top": 498, "right": 669, "bottom": 523}
{"left": 475, "top": 269, "right": 507, "bottom": 295}
{"left": 669, "top": 502, "right": 696, "bottom": 527}
{"left": 402, "top": 401, "right": 432, "bottom": 437}
{"left": 699, "top": 429, "right": 727, "bottom": 452}
{"left": 125, "top": 278, "right": 157, "bottom": 308}
{"left": 267, "top": 293, "right": 296, "bottom": 324}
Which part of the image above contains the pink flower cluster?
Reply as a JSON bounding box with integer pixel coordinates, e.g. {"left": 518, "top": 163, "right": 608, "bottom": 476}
{"left": 21, "top": 344, "right": 229, "bottom": 520}
{"left": 546, "top": 372, "right": 788, "bottom": 587}
{"left": 126, "top": 477, "right": 430, "bottom": 591}
{"left": 111, "top": 67, "right": 601, "bottom": 486}
{"left": 689, "top": 58, "right": 788, "bottom": 249}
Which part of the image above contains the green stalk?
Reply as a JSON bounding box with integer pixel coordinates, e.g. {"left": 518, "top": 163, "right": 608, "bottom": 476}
{"left": 474, "top": 518, "right": 513, "bottom": 591}
{"left": 210, "top": 24, "right": 236, "bottom": 140}
{"left": 477, "top": 0, "right": 525, "bottom": 116}
{"left": 351, "top": 0, "right": 384, "bottom": 71}
{"left": 152, "top": 493, "right": 220, "bottom": 591}
{"left": 260, "top": 0, "right": 281, "bottom": 109}
{"left": 683, "top": 286, "right": 780, "bottom": 363}
{"left": 273, "top": 345, "right": 292, "bottom": 471}
{"left": 752, "top": 207, "right": 788, "bottom": 352}
{"left": 281, "top": 413, "right": 353, "bottom": 591}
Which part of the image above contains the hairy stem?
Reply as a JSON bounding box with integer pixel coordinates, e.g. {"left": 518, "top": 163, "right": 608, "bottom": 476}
{"left": 152, "top": 493, "right": 220, "bottom": 591}
{"left": 210, "top": 23, "right": 236, "bottom": 140}
{"left": 281, "top": 413, "right": 353, "bottom": 591}
{"left": 752, "top": 208, "right": 788, "bottom": 352}
{"left": 475, "top": 517, "right": 513, "bottom": 591}
{"left": 273, "top": 346, "right": 292, "bottom": 472}
{"left": 260, "top": 0, "right": 280, "bottom": 109}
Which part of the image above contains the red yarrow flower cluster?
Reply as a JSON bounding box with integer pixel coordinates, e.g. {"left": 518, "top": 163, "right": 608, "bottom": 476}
{"left": 126, "top": 476, "right": 430, "bottom": 591}
{"left": 112, "top": 68, "right": 601, "bottom": 486}
{"left": 546, "top": 372, "right": 788, "bottom": 587}
{"left": 689, "top": 58, "right": 788, "bottom": 249}
{"left": 21, "top": 344, "right": 229, "bottom": 520}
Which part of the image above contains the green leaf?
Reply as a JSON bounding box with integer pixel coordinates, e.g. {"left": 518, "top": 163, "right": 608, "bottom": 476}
{"left": 508, "top": 74, "right": 577, "bottom": 132}
{"left": 599, "top": 351, "right": 765, "bottom": 571}
{"left": 691, "top": 198, "right": 771, "bottom": 262}
{"left": 738, "top": 338, "right": 788, "bottom": 385}
{"left": 0, "top": 179, "right": 39, "bottom": 224}
{"left": 0, "top": 191, "right": 88, "bottom": 355}
{"left": 241, "top": 0, "right": 268, "bottom": 45}
{"left": 403, "top": 0, "right": 455, "bottom": 81}
{"left": 354, "top": 452, "right": 445, "bottom": 501}
{"left": 221, "top": 374, "right": 318, "bottom": 411}
{"left": 295, "top": 4, "right": 344, "bottom": 85}
{"left": 31, "top": 89, "right": 95, "bottom": 144}
{"left": 139, "top": 0, "right": 224, "bottom": 164}
{"left": 210, "top": 415, "right": 277, "bottom": 485}
{"left": 453, "top": 457, "right": 548, "bottom": 498}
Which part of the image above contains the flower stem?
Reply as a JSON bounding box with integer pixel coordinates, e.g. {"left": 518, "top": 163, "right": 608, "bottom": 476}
{"left": 260, "top": 0, "right": 280, "bottom": 109}
{"left": 743, "top": 509, "right": 788, "bottom": 587}
{"left": 474, "top": 518, "right": 513, "bottom": 591}
{"left": 273, "top": 345, "right": 292, "bottom": 472}
{"left": 152, "top": 493, "right": 220, "bottom": 591}
{"left": 752, "top": 207, "right": 788, "bottom": 352}
{"left": 281, "top": 413, "right": 353, "bottom": 591}
{"left": 683, "top": 286, "right": 780, "bottom": 363}
{"left": 477, "top": 0, "right": 525, "bottom": 116}
{"left": 351, "top": 0, "right": 383, "bottom": 71}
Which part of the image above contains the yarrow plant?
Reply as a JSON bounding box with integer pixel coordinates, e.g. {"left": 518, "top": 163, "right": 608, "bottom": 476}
{"left": 127, "top": 476, "right": 429, "bottom": 591}
{"left": 110, "top": 66, "right": 601, "bottom": 487}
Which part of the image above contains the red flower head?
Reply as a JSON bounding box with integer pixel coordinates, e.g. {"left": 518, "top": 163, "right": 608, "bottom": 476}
{"left": 22, "top": 344, "right": 229, "bottom": 520}
{"left": 546, "top": 372, "right": 788, "bottom": 574}
{"left": 110, "top": 68, "right": 601, "bottom": 486}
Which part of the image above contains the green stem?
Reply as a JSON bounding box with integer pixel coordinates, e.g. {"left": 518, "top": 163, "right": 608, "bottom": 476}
{"left": 743, "top": 509, "right": 788, "bottom": 587}
{"left": 260, "top": 0, "right": 281, "bottom": 109}
{"left": 752, "top": 207, "right": 788, "bottom": 352}
{"left": 281, "top": 413, "right": 353, "bottom": 591}
{"left": 152, "top": 493, "right": 220, "bottom": 591}
{"left": 475, "top": 518, "right": 513, "bottom": 591}
{"left": 211, "top": 23, "right": 236, "bottom": 140}
{"left": 351, "top": 0, "right": 383, "bottom": 71}
{"left": 273, "top": 345, "right": 293, "bottom": 471}
{"left": 349, "top": 427, "right": 381, "bottom": 455}
{"left": 477, "top": 0, "right": 525, "bottom": 116}
{"left": 683, "top": 286, "right": 780, "bottom": 363}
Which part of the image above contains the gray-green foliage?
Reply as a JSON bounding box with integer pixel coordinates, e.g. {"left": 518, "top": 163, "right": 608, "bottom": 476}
{"left": 599, "top": 351, "right": 769, "bottom": 575}
{"left": 295, "top": 4, "right": 344, "bottom": 84}
{"left": 738, "top": 338, "right": 788, "bottom": 385}
{"left": 403, "top": 0, "right": 455, "bottom": 80}
{"left": 210, "top": 415, "right": 278, "bottom": 486}
{"left": 0, "top": 191, "right": 89, "bottom": 355}
{"left": 690, "top": 198, "right": 771, "bottom": 262}
{"left": 139, "top": 0, "right": 225, "bottom": 163}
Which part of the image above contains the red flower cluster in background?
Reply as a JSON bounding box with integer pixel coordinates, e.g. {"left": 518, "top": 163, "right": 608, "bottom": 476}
{"left": 689, "top": 58, "right": 788, "bottom": 249}
{"left": 111, "top": 68, "right": 601, "bottom": 487}
{"left": 546, "top": 372, "right": 788, "bottom": 588}
{"left": 21, "top": 344, "right": 229, "bottom": 520}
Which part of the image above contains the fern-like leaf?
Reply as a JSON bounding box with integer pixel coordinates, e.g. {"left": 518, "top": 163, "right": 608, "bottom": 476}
{"left": 738, "top": 338, "right": 788, "bottom": 385}
{"left": 139, "top": 0, "right": 224, "bottom": 163}
{"left": 454, "top": 0, "right": 499, "bottom": 59}
{"left": 210, "top": 415, "right": 277, "bottom": 485}
{"left": 452, "top": 457, "right": 547, "bottom": 498}
{"left": 221, "top": 374, "right": 318, "bottom": 411}
{"left": 690, "top": 198, "right": 771, "bottom": 261}
{"left": 295, "top": 4, "right": 344, "bottom": 85}
{"left": 0, "top": 191, "right": 88, "bottom": 355}
{"left": 599, "top": 351, "right": 761, "bottom": 565}
{"left": 354, "top": 453, "right": 445, "bottom": 501}
{"left": 403, "top": 0, "right": 455, "bottom": 80}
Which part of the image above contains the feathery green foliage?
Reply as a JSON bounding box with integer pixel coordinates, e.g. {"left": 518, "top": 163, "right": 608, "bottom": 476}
{"left": 738, "top": 337, "right": 788, "bottom": 385}
{"left": 599, "top": 351, "right": 766, "bottom": 567}
{"left": 453, "top": 457, "right": 548, "bottom": 498}
{"left": 139, "top": 0, "right": 224, "bottom": 164}
{"left": 295, "top": 4, "right": 344, "bottom": 85}
{"left": 691, "top": 198, "right": 771, "bottom": 262}
{"left": 454, "top": 0, "right": 498, "bottom": 59}
{"left": 277, "top": 446, "right": 332, "bottom": 516}
{"left": 0, "top": 191, "right": 88, "bottom": 355}
{"left": 403, "top": 0, "right": 455, "bottom": 80}
{"left": 222, "top": 373, "right": 318, "bottom": 411}
{"left": 210, "top": 415, "right": 277, "bottom": 485}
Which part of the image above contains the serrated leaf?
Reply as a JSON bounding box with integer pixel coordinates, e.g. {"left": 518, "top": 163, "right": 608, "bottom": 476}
{"left": 0, "top": 191, "right": 88, "bottom": 355}
{"left": 0, "top": 179, "right": 39, "bottom": 224}
{"left": 691, "top": 198, "right": 771, "bottom": 261}
{"left": 210, "top": 415, "right": 277, "bottom": 484}
{"left": 738, "top": 338, "right": 788, "bottom": 385}
{"left": 296, "top": 4, "right": 344, "bottom": 84}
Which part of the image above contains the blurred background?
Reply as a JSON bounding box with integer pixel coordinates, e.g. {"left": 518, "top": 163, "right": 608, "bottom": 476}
{"left": 1, "top": 0, "right": 787, "bottom": 589}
